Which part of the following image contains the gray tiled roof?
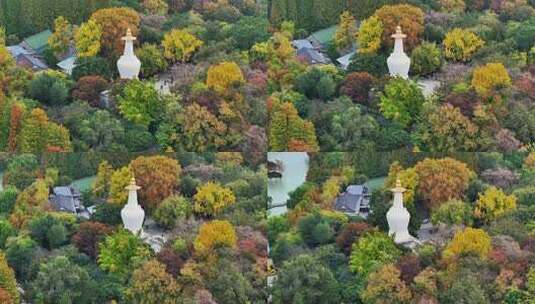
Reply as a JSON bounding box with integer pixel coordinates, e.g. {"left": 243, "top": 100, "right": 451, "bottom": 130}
{"left": 296, "top": 48, "right": 331, "bottom": 65}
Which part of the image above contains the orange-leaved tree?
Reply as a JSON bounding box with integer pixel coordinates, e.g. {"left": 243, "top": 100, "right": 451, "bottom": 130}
{"left": 129, "top": 155, "right": 181, "bottom": 210}
{"left": 414, "top": 157, "right": 474, "bottom": 210}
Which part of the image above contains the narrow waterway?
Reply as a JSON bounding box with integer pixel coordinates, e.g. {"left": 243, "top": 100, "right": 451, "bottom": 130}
{"left": 267, "top": 152, "right": 309, "bottom": 217}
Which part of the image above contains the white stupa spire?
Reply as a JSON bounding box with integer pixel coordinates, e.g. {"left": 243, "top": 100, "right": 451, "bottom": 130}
{"left": 121, "top": 177, "right": 145, "bottom": 234}
{"left": 117, "top": 28, "right": 141, "bottom": 79}
{"left": 387, "top": 26, "right": 411, "bottom": 79}
{"left": 386, "top": 178, "right": 416, "bottom": 244}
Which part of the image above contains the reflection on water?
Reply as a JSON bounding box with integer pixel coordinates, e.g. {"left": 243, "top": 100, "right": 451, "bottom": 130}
{"left": 267, "top": 152, "right": 309, "bottom": 217}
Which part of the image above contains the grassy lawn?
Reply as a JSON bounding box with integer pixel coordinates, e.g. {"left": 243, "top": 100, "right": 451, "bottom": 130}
{"left": 365, "top": 176, "right": 386, "bottom": 192}
{"left": 71, "top": 176, "right": 96, "bottom": 192}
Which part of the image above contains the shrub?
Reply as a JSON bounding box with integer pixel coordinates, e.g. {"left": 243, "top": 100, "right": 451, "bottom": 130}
{"left": 431, "top": 199, "right": 473, "bottom": 226}
{"left": 136, "top": 43, "right": 169, "bottom": 78}
{"left": 153, "top": 195, "right": 191, "bottom": 229}
{"left": 513, "top": 186, "right": 535, "bottom": 206}
{"left": 410, "top": 42, "right": 443, "bottom": 76}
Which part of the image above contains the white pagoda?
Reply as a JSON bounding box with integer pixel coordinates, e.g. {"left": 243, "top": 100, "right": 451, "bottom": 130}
{"left": 386, "top": 179, "right": 416, "bottom": 244}
{"left": 121, "top": 177, "right": 145, "bottom": 234}
{"left": 387, "top": 26, "right": 411, "bottom": 79}
{"left": 117, "top": 28, "right": 141, "bottom": 79}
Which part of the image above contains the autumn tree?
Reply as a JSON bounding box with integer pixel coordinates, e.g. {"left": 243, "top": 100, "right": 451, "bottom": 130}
{"left": 442, "top": 228, "right": 491, "bottom": 261}
{"left": 157, "top": 102, "right": 227, "bottom": 152}
{"left": 74, "top": 19, "right": 102, "bottom": 58}
{"left": 141, "top": 0, "right": 169, "bottom": 15}
{"left": 362, "top": 264, "right": 412, "bottom": 304}
{"left": 107, "top": 166, "right": 132, "bottom": 205}
{"left": 357, "top": 16, "right": 383, "bottom": 54}
{"left": 385, "top": 162, "right": 418, "bottom": 207}
{"left": 374, "top": 4, "right": 424, "bottom": 51}
{"left": 117, "top": 80, "right": 164, "bottom": 127}
{"left": 414, "top": 158, "right": 474, "bottom": 209}
{"left": 443, "top": 28, "right": 484, "bottom": 62}
{"left": 72, "top": 221, "right": 114, "bottom": 259}
{"left": 418, "top": 104, "right": 479, "bottom": 152}
{"left": 193, "top": 182, "right": 235, "bottom": 217}
{"left": 9, "top": 179, "right": 50, "bottom": 229}
{"left": 379, "top": 77, "right": 425, "bottom": 128}
{"left": 350, "top": 231, "right": 401, "bottom": 278}
{"left": 98, "top": 229, "right": 151, "bottom": 277}
{"left": 474, "top": 186, "right": 517, "bottom": 224}
{"left": 125, "top": 259, "right": 181, "bottom": 303}
{"left": 72, "top": 76, "right": 108, "bottom": 107}
{"left": 18, "top": 108, "right": 72, "bottom": 154}
{"left": 335, "top": 222, "right": 372, "bottom": 255}
{"left": 194, "top": 220, "right": 236, "bottom": 256}
{"left": 129, "top": 155, "right": 181, "bottom": 209}
{"left": 162, "top": 29, "right": 203, "bottom": 62}
{"left": 0, "top": 252, "right": 19, "bottom": 304}
{"left": 7, "top": 103, "right": 24, "bottom": 153}
{"left": 268, "top": 99, "right": 318, "bottom": 151}
{"left": 90, "top": 7, "right": 140, "bottom": 57}
{"left": 340, "top": 72, "right": 375, "bottom": 105}
{"left": 335, "top": 11, "right": 357, "bottom": 52}
{"left": 206, "top": 61, "right": 245, "bottom": 93}
{"left": 471, "top": 62, "right": 511, "bottom": 96}
{"left": 48, "top": 16, "right": 72, "bottom": 59}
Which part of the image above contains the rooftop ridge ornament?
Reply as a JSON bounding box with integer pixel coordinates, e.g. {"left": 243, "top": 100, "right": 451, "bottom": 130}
{"left": 121, "top": 176, "right": 145, "bottom": 235}
{"left": 387, "top": 25, "right": 411, "bottom": 79}
{"left": 387, "top": 177, "right": 416, "bottom": 244}
{"left": 117, "top": 28, "right": 141, "bottom": 79}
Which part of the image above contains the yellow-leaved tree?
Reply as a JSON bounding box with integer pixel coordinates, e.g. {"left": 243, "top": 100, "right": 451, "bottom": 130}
{"left": 474, "top": 186, "right": 516, "bottom": 224}
{"left": 108, "top": 167, "right": 132, "bottom": 205}
{"left": 48, "top": 16, "right": 73, "bottom": 59}
{"left": 194, "top": 220, "right": 236, "bottom": 256}
{"left": 442, "top": 227, "right": 491, "bottom": 261}
{"left": 357, "top": 16, "right": 383, "bottom": 54}
{"left": 193, "top": 182, "right": 236, "bottom": 217}
{"left": 443, "top": 28, "right": 484, "bottom": 62}
{"left": 162, "top": 29, "right": 203, "bottom": 62}
{"left": 74, "top": 19, "right": 102, "bottom": 57}
{"left": 385, "top": 161, "right": 419, "bottom": 208}
{"left": 0, "top": 252, "right": 19, "bottom": 304}
{"left": 92, "top": 161, "right": 113, "bottom": 200}
{"left": 206, "top": 61, "right": 245, "bottom": 93}
{"left": 334, "top": 11, "right": 357, "bottom": 52}
{"left": 471, "top": 62, "right": 511, "bottom": 96}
